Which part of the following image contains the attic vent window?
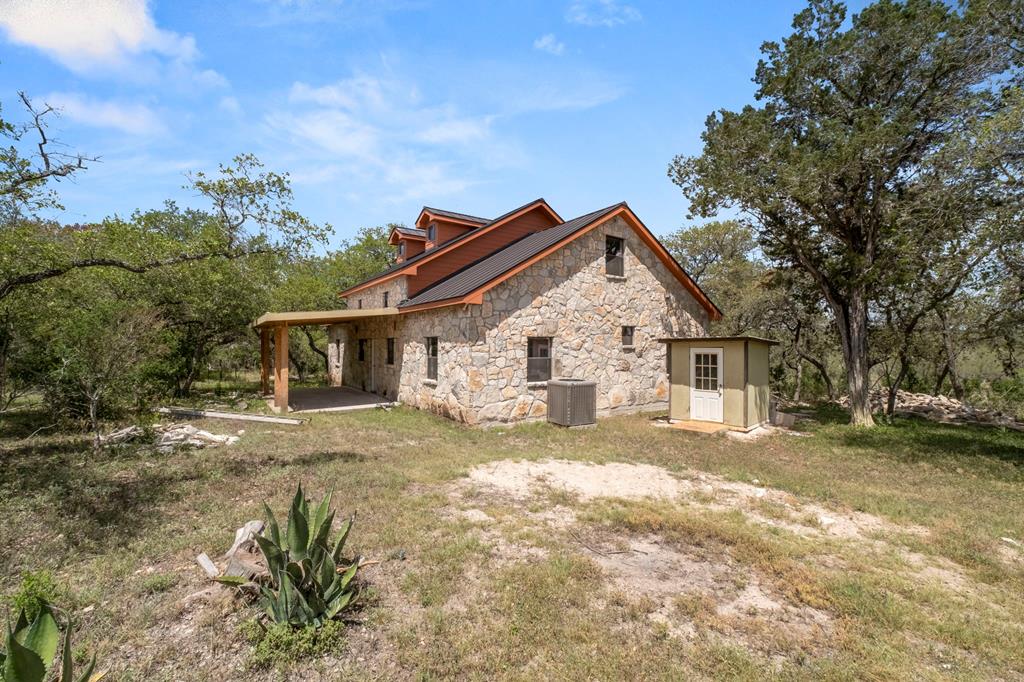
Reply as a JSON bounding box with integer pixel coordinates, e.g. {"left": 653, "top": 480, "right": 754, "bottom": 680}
{"left": 605, "top": 236, "right": 624, "bottom": 277}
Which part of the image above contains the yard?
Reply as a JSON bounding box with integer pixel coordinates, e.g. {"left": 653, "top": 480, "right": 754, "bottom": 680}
{"left": 2, "top": 405, "right": 1023, "bottom": 680}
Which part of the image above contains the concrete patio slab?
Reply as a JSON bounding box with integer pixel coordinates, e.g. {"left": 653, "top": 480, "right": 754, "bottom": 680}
{"left": 282, "top": 387, "right": 399, "bottom": 414}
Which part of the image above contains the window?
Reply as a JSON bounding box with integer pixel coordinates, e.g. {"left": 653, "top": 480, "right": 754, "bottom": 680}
{"left": 398, "top": 242, "right": 405, "bottom": 258}
{"left": 527, "top": 337, "right": 552, "bottom": 382}
{"left": 427, "top": 224, "right": 437, "bottom": 242}
{"left": 621, "top": 325, "right": 635, "bottom": 347}
{"left": 426, "top": 337, "right": 438, "bottom": 380}
{"left": 605, "top": 236, "right": 624, "bottom": 277}
{"left": 358, "top": 339, "right": 367, "bottom": 362}
{"left": 383, "top": 291, "right": 389, "bottom": 308}
{"left": 386, "top": 337, "right": 395, "bottom": 365}
{"left": 693, "top": 352, "right": 719, "bottom": 391}
{"left": 357, "top": 299, "right": 363, "bottom": 309}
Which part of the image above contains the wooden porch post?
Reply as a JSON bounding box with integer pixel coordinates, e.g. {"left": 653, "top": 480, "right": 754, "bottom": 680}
{"left": 260, "top": 328, "right": 271, "bottom": 396}
{"left": 273, "top": 324, "right": 289, "bottom": 413}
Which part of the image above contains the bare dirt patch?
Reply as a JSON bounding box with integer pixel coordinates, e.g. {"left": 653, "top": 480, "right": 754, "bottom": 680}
{"left": 463, "top": 458, "right": 927, "bottom": 542}
{"left": 466, "top": 459, "right": 684, "bottom": 501}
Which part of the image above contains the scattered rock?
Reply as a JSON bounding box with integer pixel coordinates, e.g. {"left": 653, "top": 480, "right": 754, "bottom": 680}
{"left": 223, "top": 520, "right": 264, "bottom": 559}
{"left": 100, "top": 423, "right": 241, "bottom": 451}
{"left": 834, "top": 390, "right": 1024, "bottom": 430}
{"left": 1000, "top": 537, "right": 1022, "bottom": 549}
{"left": 195, "top": 553, "right": 219, "bottom": 579}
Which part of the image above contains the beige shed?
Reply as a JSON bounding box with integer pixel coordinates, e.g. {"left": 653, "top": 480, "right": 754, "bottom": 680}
{"left": 659, "top": 336, "right": 778, "bottom": 431}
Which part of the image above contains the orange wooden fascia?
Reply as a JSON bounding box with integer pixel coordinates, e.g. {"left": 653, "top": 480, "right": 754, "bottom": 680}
{"left": 340, "top": 200, "right": 563, "bottom": 299}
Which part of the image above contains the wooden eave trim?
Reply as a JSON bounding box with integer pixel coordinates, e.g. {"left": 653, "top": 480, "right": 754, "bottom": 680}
{"left": 340, "top": 200, "right": 564, "bottom": 299}
{"left": 397, "top": 205, "right": 722, "bottom": 321}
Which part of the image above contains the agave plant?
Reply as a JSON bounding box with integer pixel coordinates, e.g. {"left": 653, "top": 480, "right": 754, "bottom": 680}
{"left": 254, "top": 485, "right": 360, "bottom": 627}
{"left": 1, "top": 601, "right": 98, "bottom": 682}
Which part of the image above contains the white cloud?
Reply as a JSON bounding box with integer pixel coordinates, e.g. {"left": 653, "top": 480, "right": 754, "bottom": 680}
{"left": 266, "top": 61, "right": 622, "bottom": 203}
{"left": 566, "top": 0, "right": 641, "bottom": 27}
{"left": 44, "top": 92, "right": 166, "bottom": 135}
{"left": 0, "top": 0, "right": 226, "bottom": 87}
{"left": 218, "top": 96, "right": 242, "bottom": 114}
{"left": 533, "top": 33, "right": 565, "bottom": 56}
{"left": 416, "top": 117, "right": 492, "bottom": 144}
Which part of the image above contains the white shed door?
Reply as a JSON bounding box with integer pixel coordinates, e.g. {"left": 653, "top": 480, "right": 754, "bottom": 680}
{"left": 690, "top": 348, "right": 723, "bottom": 422}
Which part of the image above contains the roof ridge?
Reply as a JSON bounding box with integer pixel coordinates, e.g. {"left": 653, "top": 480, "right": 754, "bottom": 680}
{"left": 421, "top": 206, "right": 491, "bottom": 224}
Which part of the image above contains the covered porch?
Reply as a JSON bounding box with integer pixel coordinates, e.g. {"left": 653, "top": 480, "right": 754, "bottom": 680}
{"left": 253, "top": 307, "right": 400, "bottom": 413}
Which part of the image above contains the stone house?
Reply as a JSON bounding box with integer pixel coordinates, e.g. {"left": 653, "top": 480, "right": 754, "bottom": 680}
{"left": 258, "top": 199, "right": 721, "bottom": 425}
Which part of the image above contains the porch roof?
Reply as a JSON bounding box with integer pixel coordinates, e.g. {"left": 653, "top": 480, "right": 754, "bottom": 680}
{"left": 253, "top": 307, "right": 399, "bottom": 329}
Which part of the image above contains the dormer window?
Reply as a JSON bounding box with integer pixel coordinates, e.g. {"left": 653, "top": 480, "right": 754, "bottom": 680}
{"left": 427, "top": 224, "right": 437, "bottom": 243}
{"left": 398, "top": 242, "right": 405, "bottom": 258}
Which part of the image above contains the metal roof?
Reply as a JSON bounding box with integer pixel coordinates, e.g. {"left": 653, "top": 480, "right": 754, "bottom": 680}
{"left": 421, "top": 206, "right": 490, "bottom": 224}
{"left": 394, "top": 226, "right": 427, "bottom": 238}
{"left": 254, "top": 308, "right": 399, "bottom": 328}
{"left": 658, "top": 336, "right": 780, "bottom": 345}
{"left": 399, "top": 203, "right": 624, "bottom": 308}
{"left": 340, "top": 198, "right": 552, "bottom": 296}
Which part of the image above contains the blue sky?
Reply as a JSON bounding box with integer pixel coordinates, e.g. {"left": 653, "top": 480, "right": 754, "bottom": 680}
{"left": 0, "top": 0, "right": 850, "bottom": 247}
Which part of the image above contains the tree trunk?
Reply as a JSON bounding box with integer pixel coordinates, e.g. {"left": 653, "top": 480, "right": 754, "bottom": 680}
{"left": 797, "top": 350, "right": 834, "bottom": 401}
{"left": 289, "top": 350, "right": 306, "bottom": 383}
{"left": 792, "top": 358, "right": 803, "bottom": 403}
{"left": 933, "top": 363, "right": 949, "bottom": 396}
{"left": 89, "top": 393, "right": 101, "bottom": 450}
{"left": 937, "top": 308, "right": 965, "bottom": 400}
{"left": 302, "top": 328, "right": 329, "bottom": 376}
{"left": 886, "top": 355, "right": 909, "bottom": 416}
{"left": 832, "top": 288, "right": 875, "bottom": 426}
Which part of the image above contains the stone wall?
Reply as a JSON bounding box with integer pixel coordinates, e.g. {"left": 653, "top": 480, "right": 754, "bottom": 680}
{"left": 343, "top": 277, "right": 407, "bottom": 310}
{"left": 391, "top": 216, "right": 708, "bottom": 424}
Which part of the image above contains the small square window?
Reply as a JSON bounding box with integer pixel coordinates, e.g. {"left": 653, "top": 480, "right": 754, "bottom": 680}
{"left": 605, "top": 236, "right": 624, "bottom": 277}
{"left": 426, "top": 336, "right": 438, "bottom": 380}
{"left": 621, "top": 325, "right": 635, "bottom": 347}
{"left": 386, "top": 337, "right": 395, "bottom": 365}
{"left": 527, "top": 337, "right": 552, "bottom": 382}
{"left": 383, "top": 291, "right": 390, "bottom": 308}
{"left": 358, "top": 339, "right": 366, "bottom": 362}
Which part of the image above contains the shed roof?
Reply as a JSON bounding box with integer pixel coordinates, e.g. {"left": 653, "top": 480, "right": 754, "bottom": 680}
{"left": 253, "top": 308, "right": 399, "bottom": 328}
{"left": 658, "top": 335, "right": 779, "bottom": 345}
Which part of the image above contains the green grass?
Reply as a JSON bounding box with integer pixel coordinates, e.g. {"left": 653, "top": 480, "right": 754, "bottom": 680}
{"left": 1, "top": 404, "right": 1022, "bottom": 679}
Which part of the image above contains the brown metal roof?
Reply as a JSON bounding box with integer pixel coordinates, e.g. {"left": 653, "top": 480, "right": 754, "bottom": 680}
{"left": 658, "top": 335, "right": 779, "bottom": 345}
{"left": 339, "top": 198, "right": 558, "bottom": 297}
{"left": 399, "top": 204, "right": 623, "bottom": 308}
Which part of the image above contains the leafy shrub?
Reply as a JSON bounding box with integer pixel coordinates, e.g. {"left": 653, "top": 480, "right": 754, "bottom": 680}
{"left": 0, "top": 601, "right": 96, "bottom": 682}
{"left": 6, "top": 570, "right": 63, "bottom": 622}
{"left": 242, "top": 618, "right": 345, "bottom": 668}
{"left": 255, "top": 485, "right": 360, "bottom": 628}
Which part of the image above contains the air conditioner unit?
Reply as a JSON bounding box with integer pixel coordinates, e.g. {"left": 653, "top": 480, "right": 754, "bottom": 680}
{"left": 546, "top": 378, "right": 597, "bottom": 427}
